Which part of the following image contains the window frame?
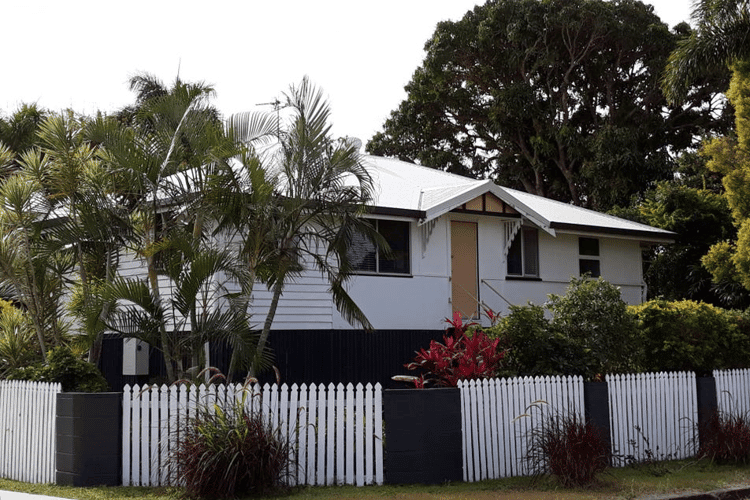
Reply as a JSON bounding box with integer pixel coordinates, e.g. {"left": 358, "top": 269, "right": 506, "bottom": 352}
{"left": 578, "top": 237, "right": 601, "bottom": 277}
{"left": 349, "top": 218, "right": 412, "bottom": 276}
{"left": 506, "top": 226, "right": 540, "bottom": 278}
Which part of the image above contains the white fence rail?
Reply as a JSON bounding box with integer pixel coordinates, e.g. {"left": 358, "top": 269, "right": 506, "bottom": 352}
{"left": 607, "top": 372, "right": 697, "bottom": 461}
{"left": 715, "top": 369, "right": 750, "bottom": 414}
{"left": 458, "top": 376, "right": 585, "bottom": 482}
{"left": 122, "top": 382, "right": 383, "bottom": 487}
{"left": 0, "top": 380, "right": 61, "bottom": 484}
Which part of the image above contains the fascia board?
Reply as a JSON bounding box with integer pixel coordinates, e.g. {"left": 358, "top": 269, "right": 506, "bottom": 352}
{"left": 419, "top": 181, "right": 557, "bottom": 236}
{"left": 419, "top": 181, "right": 495, "bottom": 225}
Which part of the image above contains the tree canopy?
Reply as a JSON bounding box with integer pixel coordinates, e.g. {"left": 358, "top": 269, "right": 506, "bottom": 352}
{"left": 368, "top": 0, "right": 730, "bottom": 210}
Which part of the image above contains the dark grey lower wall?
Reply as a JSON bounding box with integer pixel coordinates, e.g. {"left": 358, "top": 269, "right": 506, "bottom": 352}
{"left": 100, "top": 329, "right": 445, "bottom": 390}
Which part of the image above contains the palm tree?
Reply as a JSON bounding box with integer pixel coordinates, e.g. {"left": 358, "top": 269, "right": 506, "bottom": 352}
{"left": 92, "top": 74, "right": 239, "bottom": 381}
{"left": 219, "top": 77, "right": 380, "bottom": 375}
{"left": 0, "top": 103, "right": 47, "bottom": 175}
{"left": 24, "top": 112, "right": 133, "bottom": 365}
{"left": 100, "top": 232, "right": 263, "bottom": 381}
{"left": 663, "top": 0, "right": 750, "bottom": 102}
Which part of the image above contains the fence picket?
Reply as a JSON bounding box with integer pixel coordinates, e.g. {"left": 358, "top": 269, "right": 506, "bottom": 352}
{"left": 345, "top": 383, "right": 355, "bottom": 484}
{"left": 0, "top": 381, "right": 59, "bottom": 484}
{"left": 297, "top": 383, "right": 308, "bottom": 485}
{"left": 326, "top": 383, "right": 336, "bottom": 486}
{"left": 335, "top": 383, "right": 345, "bottom": 485}
{"left": 317, "top": 383, "right": 326, "bottom": 486}
{"left": 365, "top": 383, "right": 374, "bottom": 485}
{"left": 307, "top": 383, "right": 317, "bottom": 485}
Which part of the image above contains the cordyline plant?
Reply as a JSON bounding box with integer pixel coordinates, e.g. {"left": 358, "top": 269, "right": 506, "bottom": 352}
{"left": 405, "top": 312, "right": 507, "bottom": 387}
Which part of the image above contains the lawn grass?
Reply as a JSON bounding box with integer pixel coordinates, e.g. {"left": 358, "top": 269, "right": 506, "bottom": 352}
{"left": 1, "top": 459, "right": 750, "bottom": 500}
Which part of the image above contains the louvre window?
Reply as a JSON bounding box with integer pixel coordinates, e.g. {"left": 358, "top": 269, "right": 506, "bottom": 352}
{"left": 349, "top": 219, "right": 410, "bottom": 275}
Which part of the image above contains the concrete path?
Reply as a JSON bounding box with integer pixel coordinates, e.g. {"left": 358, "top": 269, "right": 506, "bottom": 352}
{"left": 0, "top": 492, "right": 67, "bottom": 500}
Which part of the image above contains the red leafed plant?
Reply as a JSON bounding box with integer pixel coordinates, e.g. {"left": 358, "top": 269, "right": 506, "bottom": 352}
{"left": 405, "top": 313, "right": 507, "bottom": 387}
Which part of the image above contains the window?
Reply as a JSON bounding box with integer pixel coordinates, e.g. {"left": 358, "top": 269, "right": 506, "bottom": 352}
{"left": 579, "top": 237, "right": 601, "bottom": 277}
{"left": 349, "top": 219, "right": 410, "bottom": 275}
{"left": 507, "top": 227, "right": 539, "bottom": 277}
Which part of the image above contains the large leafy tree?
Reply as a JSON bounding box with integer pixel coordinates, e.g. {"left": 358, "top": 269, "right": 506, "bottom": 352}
{"left": 368, "top": 0, "right": 730, "bottom": 210}
{"left": 611, "top": 152, "right": 746, "bottom": 307}
{"left": 663, "top": 0, "right": 750, "bottom": 294}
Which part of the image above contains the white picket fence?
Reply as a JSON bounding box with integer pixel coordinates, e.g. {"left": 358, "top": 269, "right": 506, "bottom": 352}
{"left": 122, "top": 382, "right": 383, "bottom": 487}
{"left": 607, "top": 372, "right": 697, "bottom": 462}
{"left": 714, "top": 369, "right": 750, "bottom": 414}
{"left": 458, "top": 376, "right": 585, "bottom": 481}
{"left": 0, "top": 380, "right": 61, "bottom": 484}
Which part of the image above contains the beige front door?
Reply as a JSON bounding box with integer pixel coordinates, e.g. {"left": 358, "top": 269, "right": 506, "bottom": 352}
{"left": 451, "top": 221, "right": 479, "bottom": 319}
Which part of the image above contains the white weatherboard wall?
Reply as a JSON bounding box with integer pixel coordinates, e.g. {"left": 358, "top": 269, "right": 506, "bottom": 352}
{"left": 114, "top": 210, "right": 649, "bottom": 333}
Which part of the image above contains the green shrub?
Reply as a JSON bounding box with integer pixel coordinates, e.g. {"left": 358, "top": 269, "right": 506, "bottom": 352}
{"left": 9, "top": 346, "right": 109, "bottom": 392}
{"left": 631, "top": 299, "right": 747, "bottom": 374}
{"left": 547, "top": 276, "right": 639, "bottom": 376}
{"left": 171, "top": 395, "right": 291, "bottom": 499}
{"left": 486, "top": 304, "right": 587, "bottom": 377}
{"left": 486, "top": 277, "right": 638, "bottom": 379}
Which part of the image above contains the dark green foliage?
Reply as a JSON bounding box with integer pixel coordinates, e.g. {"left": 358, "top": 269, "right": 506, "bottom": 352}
{"left": 614, "top": 150, "right": 749, "bottom": 307}
{"left": 527, "top": 412, "right": 610, "bottom": 487}
{"left": 171, "top": 397, "right": 291, "bottom": 499}
{"left": 487, "top": 277, "right": 638, "bottom": 379}
{"left": 8, "top": 346, "right": 108, "bottom": 392}
{"left": 699, "top": 410, "right": 750, "bottom": 464}
{"left": 631, "top": 300, "right": 750, "bottom": 375}
{"left": 547, "top": 276, "right": 639, "bottom": 377}
{"left": 491, "top": 304, "right": 587, "bottom": 377}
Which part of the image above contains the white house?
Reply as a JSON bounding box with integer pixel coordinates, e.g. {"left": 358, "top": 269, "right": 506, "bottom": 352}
{"left": 248, "top": 155, "right": 674, "bottom": 333}
{"left": 111, "top": 154, "right": 674, "bottom": 386}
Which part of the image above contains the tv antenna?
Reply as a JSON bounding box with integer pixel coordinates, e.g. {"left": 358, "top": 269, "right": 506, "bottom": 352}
{"left": 256, "top": 97, "right": 287, "bottom": 138}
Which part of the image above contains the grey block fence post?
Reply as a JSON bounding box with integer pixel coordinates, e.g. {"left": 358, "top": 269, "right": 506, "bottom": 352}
{"left": 56, "top": 392, "right": 122, "bottom": 486}
{"left": 383, "top": 387, "right": 463, "bottom": 484}
{"left": 696, "top": 376, "right": 718, "bottom": 451}
{"left": 583, "top": 381, "right": 612, "bottom": 460}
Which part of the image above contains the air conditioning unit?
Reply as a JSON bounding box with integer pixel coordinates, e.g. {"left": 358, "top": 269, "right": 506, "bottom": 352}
{"left": 122, "top": 338, "right": 149, "bottom": 376}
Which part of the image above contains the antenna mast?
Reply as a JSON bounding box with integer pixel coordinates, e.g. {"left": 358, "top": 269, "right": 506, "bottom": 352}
{"left": 255, "top": 98, "right": 286, "bottom": 138}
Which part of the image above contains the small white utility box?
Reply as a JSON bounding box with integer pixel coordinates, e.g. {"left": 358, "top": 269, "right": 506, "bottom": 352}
{"left": 122, "top": 338, "right": 149, "bottom": 376}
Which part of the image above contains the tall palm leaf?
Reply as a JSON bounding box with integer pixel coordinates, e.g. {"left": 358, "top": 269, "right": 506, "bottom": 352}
{"left": 222, "top": 77, "right": 379, "bottom": 375}
{"left": 663, "top": 0, "right": 750, "bottom": 102}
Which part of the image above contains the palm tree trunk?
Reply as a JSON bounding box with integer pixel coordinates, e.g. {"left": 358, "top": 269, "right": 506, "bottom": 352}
{"left": 147, "top": 254, "right": 175, "bottom": 382}
{"left": 88, "top": 244, "right": 117, "bottom": 365}
{"left": 251, "top": 276, "right": 284, "bottom": 377}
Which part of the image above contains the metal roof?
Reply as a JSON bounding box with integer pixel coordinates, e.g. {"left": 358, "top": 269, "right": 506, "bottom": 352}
{"left": 363, "top": 155, "right": 675, "bottom": 243}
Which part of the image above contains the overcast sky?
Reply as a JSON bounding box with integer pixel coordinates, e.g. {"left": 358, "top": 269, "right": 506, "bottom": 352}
{"left": 2, "top": 0, "right": 692, "bottom": 144}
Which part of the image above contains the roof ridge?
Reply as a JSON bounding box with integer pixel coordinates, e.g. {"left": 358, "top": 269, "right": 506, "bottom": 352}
{"left": 364, "top": 154, "right": 486, "bottom": 184}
